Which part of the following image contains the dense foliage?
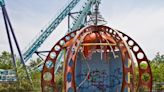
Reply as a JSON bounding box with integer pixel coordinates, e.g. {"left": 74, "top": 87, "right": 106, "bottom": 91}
{"left": 0, "top": 51, "right": 13, "bottom": 69}
{"left": 0, "top": 51, "right": 42, "bottom": 92}
{"left": 150, "top": 53, "right": 164, "bottom": 90}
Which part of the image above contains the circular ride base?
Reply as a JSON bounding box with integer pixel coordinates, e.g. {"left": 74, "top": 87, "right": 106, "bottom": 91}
{"left": 41, "top": 25, "right": 152, "bottom": 92}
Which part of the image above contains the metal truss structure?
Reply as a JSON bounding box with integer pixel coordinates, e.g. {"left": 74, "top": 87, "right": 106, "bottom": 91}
{"left": 23, "top": 0, "right": 98, "bottom": 62}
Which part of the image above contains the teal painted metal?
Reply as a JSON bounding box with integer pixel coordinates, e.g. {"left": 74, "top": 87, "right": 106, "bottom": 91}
{"left": 70, "top": 0, "right": 98, "bottom": 32}
{"left": 55, "top": 50, "right": 64, "bottom": 73}
{"left": 55, "top": 0, "right": 101, "bottom": 73}
{"left": 0, "top": 0, "right": 5, "bottom": 6}
{"left": 23, "top": 0, "right": 81, "bottom": 62}
{"left": 23, "top": 0, "right": 101, "bottom": 63}
{"left": 54, "top": 0, "right": 101, "bottom": 73}
{"left": 34, "top": 50, "right": 64, "bottom": 73}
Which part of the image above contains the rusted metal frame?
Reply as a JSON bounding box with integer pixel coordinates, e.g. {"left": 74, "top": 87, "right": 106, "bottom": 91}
{"left": 63, "top": 27, "right": 92, "bottom": 91}
{"left": 97, "top": 32, "right": 105, "bottom": 60}
{"left": 94, "top": 25, "right": 126, "bottom": 91}
{"left": 106, "top": 34, "right": 118, "bottom": 58}
{"left": 114, "top": 30, "right": 136, "bottom": 92}
{"left": 71, "top": 25, "right": 127, "bottom": 91}
{"left": 72, "top": 32, "right": 92, "bottom": 91}
{"left": 63, "top": 29, "right": 89, "bottom": 91}
{"left": 101, "top": 32, "right": 117, "bottom": 60}
{"left": 41, "top": 25, "right": 152, "bottom": 92}
{"left": 108, "top": 31, "right": 128, "bottom": 92}
{"left": 99, "top": 26, "right": 135, "bottom": 92}
{"left": 64, "top": 26, "right": 96, "bottom": 92}
{"left": 101, "top": 26, "right": 136, "bottom": 91}
{"left": 102, "top": 27, "right": 127, "bottom": 92}
{"left": 64, "top": 32, "right": 91, "bottom": 92}
{"left": 104, "top": 37, "right": 114, "bottom": 61}
{"left": 81, "top": 43, "right": 116, "bottom": 46}
{"left": 103, "top": 33, "right": 118, "bottom": 59}
{"left": 118, "top": 31, "right": 152, "bottom": 91}
{"left": 63, "top": 48, "right": 67, "bottom": 91}
{"left": 64, "top": 26, "right": 116, "bottom": 91}
{"left": 41, "top": 30, "right": 77, "bottom": 92}
{"left": 41, "top": 47, "right": 59, "bottom": 91}
{"left": 117, "top": 31, "right": 152, "bottom": 91}
{"left": 63, "top": 47, "right": 73, "bottom": 92}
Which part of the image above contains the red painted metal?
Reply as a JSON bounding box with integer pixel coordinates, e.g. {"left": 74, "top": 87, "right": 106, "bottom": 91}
{"left": 41, "top": 25, "right": 152, "bottom": 92}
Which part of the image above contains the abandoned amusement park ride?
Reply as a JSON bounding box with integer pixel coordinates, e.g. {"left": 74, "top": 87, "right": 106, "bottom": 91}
{"left": 0, "top": 0, "right": 152, "bottom": 92}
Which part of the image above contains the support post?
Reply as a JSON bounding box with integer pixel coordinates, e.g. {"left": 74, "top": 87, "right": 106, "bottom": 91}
{"left": 1, "top": 3, "right": 33, "bottom": 85}
{"left": 68, "top": 13, "right": 70, "bottom": 32}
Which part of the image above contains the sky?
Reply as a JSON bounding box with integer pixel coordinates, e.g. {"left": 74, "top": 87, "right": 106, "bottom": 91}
{"left": 0, "top": 0, "right": 164, "bottom": 60}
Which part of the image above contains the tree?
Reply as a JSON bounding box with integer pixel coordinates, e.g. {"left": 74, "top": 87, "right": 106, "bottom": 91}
{"left": 0, "top": 51, "right": 42, "bottom": 91}
{"left": 28, "top": 58, "right": 43, "bottom": 68}
{"left": 151, "top": 52, "right": 164, "bottom": 64}
{"left": 150, "top": 52, "right": 164, "bottom": 90}
{"left": 0, "top": 51, "right": 13, "bottom": 69}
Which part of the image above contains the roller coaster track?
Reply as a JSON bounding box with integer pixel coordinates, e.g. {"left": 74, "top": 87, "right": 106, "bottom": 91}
{"left": 23, "top": 0, "right": 81, "bottom": 62}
